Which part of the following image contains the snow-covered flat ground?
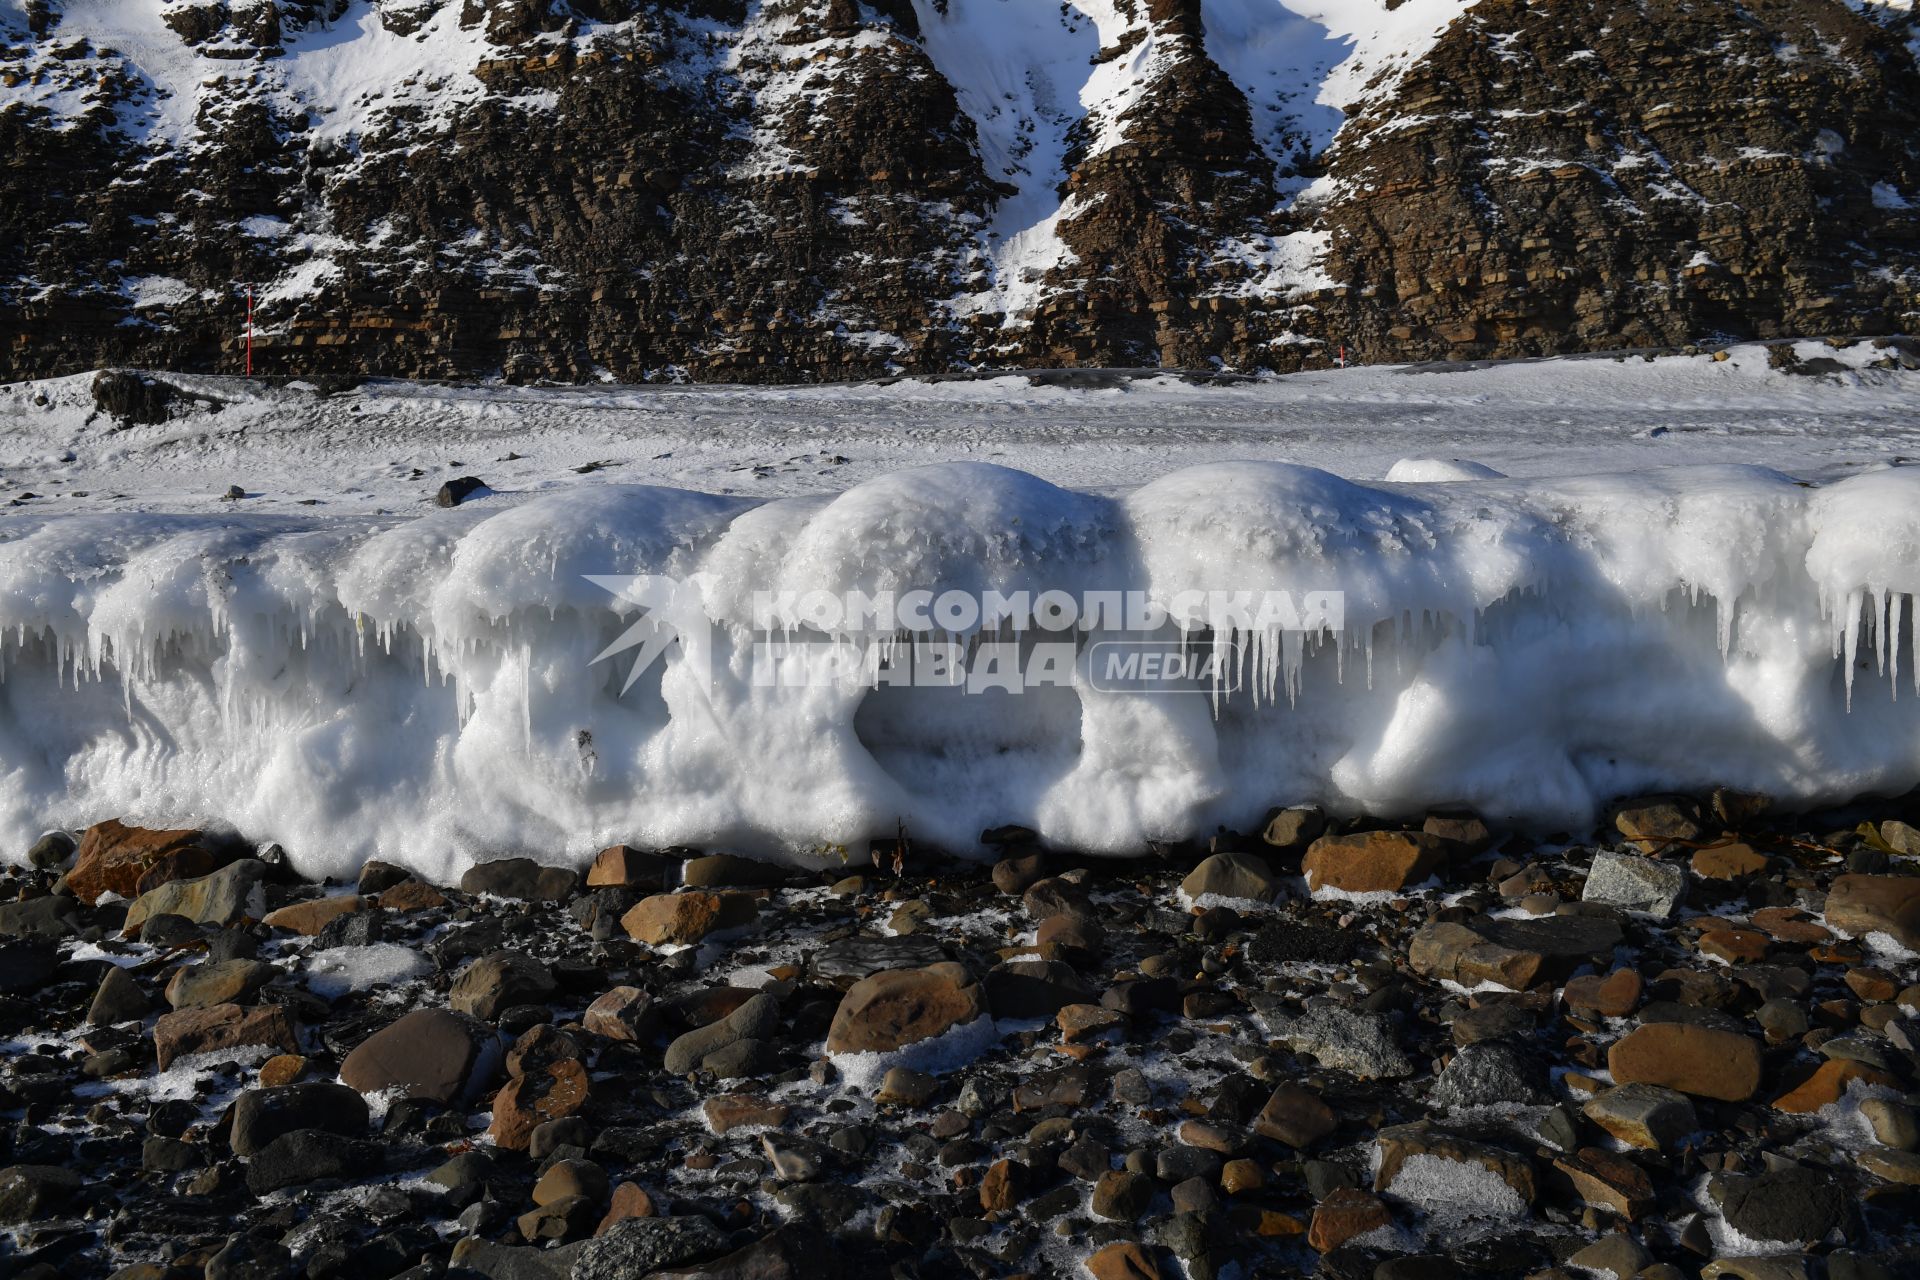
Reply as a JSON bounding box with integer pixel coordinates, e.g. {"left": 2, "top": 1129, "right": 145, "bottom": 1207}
{"left": 2, "top": 341, "right": 1917, "bottom": 514}
{"left": 1, "top": 342, "right": 1918, "bottom": 879}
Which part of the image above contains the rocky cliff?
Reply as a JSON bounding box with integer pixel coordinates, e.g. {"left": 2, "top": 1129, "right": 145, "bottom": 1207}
{"left": 2, "top": 0, "right": 1917, "bottom": 382}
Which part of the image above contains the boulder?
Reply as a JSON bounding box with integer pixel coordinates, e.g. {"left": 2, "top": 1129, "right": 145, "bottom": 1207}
{"left": 1179, "top": 852, "right": 1283, "bottom": 903}
{"left": 153, "top": 1002, "right": 298, "bottom": 1070}
{"left": 808, "top": 934, "right": 950, "bottom": 984}
{"left": 1607, "top": 1023, "right": 1764, "bottom": 1102}
{"left": 261, "top": 895, "right": 367, "bottom": 936}
{"left": 586, "top": 844, "right": 672, "bottom": 889}
{"left": 1611, "top": 796, "right": 1704, "bottom": 849}
{"left": 0, "top": 1165, "right": 83, "bottom": 1223}
{"left": 1581, "top": 850, "right": 1686, "bottom": 917}
{"left": 1375, "top": 1122, "right": 1536, "bottom": 1208}
{"left": 449, "top": 950, "right": 556, "bottom": 1021}
{"left": 122, "top": 859, "right": 267, "bottom": 936}
{"left": 583, "top": 986, "right": 656, "bottom": 1042}
{"left": 490, "top": 1059, "right": 591, "bottom": 1151}
{"left": 1302, "top": 830, "right": 1449, "bottom": 894}
{"left": 0, "top": 940, "right": 57, "bottom": 996}
{"left": 88, "top": 965, "right": 152, "bottom": 1024}
{"left": 1824, "top": 874, "right": 1920, "bottom": 949}
{"left": 1408, "top": 914, "right": 1623, "bottom": 990}
{"left": 572, "top": 1216, "right": 730, "bottom": 1279}
{"left": 825, "top": 963, "right": 988, "bottom": 1056}
{"left": 1308, "top": 1187, "right": 1392, "bottom": 1253}
{"left": 1261, "top": 806, "right": 1326, "bottom": 854}
{"left": 622, "top": 892, "right": 758, "bottom": 946}
{"left": 67, "top": 819, "right": 212, "bottom": 905}
{"left": 339, "top": 1008, "right": 500, "bottom": 1103}
{"left": 663, "top": 992, "right": 781, "bottom": 1076}
{"left": 230, "top": 1083, "right": 369, "bottom": 1157}
{"left": 1253, "top": 1083, "right": 1337, "bottom": 1148}
{"left": 1257, "top": 1003, "right": 1412, "bottom": 1079}
{"left": 244, "top": 1129, "right": 380, "bottom": 1196}
{"left": 983, "top": 958, "right": 1095, "bottom": 1018}
{"left": 680, "top": 853, "right": 789, "bottom": 888}
{"left": 0, "top": 895, "right": 78, "bottom": 940}
{"left": 164, "top": 958, "right": 276, "bottom": 1009}
{"left": 460, "top": 857, "right": 578, "bottom": 902}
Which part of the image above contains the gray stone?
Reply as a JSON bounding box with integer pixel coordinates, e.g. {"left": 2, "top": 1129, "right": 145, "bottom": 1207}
{"left": 664, "top": 992, "right": 781, "bottom": 1075}
{"left": 572, "top": 1216, "right": 730, "bottom": 1278}
{"left": 231, "top": 1083, "right": 369, "bottom": 1157}
{"left": 451, "top": 1237, "right": 587, "bottom": 1280}
{"left": 123, "top": 859, "right": 267, "bottom": 935}
{"left": 243, "top": 1130, "right": 380, "bottom": 1195}
{"left": 807, "top": 934, "right": 951, "bottom": 983}
{"left": 1429, "top": 1041, "right": 1550, "bottom": 1109}
{"left": 87, "top": 964, "right": 151, "bottom": 1024}
{"left": 1582, "top": 850, "right": 1687, "bottom": 917}
{"left": 0, "top": 895, "right": 78, "bottom": 940}
{"left": 449, "top": 950, "right": 556, "bottom": 1021}
{"left": 0, "top": 1165, "right": 82, "bottom": 1223}
{"left": 1713, "top": 1167, "right": 1848, "bottom": 1245}
{"left": 25, "top": 831, "right": 75, "bottom": 870}
{"left": 1258, "top": 1003, "right": 1412, "bottom": 1079}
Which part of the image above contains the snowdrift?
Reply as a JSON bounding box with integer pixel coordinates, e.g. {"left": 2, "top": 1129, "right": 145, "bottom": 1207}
{"left": 1, "top": 460, "right": 1917, "bottom": 880}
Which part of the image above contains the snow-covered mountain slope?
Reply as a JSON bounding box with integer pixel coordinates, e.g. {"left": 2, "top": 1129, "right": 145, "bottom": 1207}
{"left": 2, "top": 345, "right": 1918, "bottom": 874}
{"left": 2, "top": 0, "right": 1918, "bottom": 381}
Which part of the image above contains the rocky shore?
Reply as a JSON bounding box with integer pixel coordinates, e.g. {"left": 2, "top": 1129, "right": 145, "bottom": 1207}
{"left": 4, "top": 792, "right": 1920, "bottom": 1279}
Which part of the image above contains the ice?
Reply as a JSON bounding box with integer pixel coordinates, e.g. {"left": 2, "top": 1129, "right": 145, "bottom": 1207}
{"left": 0, "top": 355, "right": 1918, "bottom": 880}
{"left": 304, "top": 942, "right": 433, "bottom": 999}
{"left": 1384, "top": 1152, "right": 1531, "bottom": 1220}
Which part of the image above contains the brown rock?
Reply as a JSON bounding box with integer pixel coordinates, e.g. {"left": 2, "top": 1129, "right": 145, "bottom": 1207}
{"left": 68, "top": 819, "right": 212, "bottom": 905}
{"left": 132, "top": 847, "right": 216, "bottom": 895}
{"left": 489, "top": 1058, "right": 590, "bottom": 1151}
{"left": 1698, "top": 927, "right": 1770, "bottom": 964}
{"left": 979, "top": 1157, "right": 1027, "bottom": 1212}
{"left": 1751, "top": 906, "right": 1831, "bottom": 944}
{"left": 261, "top": 895, "right": 367, "bottom": 936}
{"left": 1611, "top": 796, "right": 1704, "bottom": 849}
{"left": 449, "top": 950, "right": 556, "bottom": 1021}
{"left": 164, "top": 959, "right": 275, "bottom": 1009}
{"left": 1085, "top": 1242, "right": 1161, "bottom": 1280}
{"left": 1553, "top": 1147, "right": 1654, "bottom": 1219}
{"left": 703, "top": 1095, "right": 790, "bottom": 1134}
{"left": 258, "top": 1054, "right": 308, "bottom": 1087}
{"left": 824, "top": 962, "right": 987, "bottom": 1055}
{"left": 594, "top": 1181, "right": 655, "bottom": 1236}
{"left": 506, "top": 1023, "right": 586, "bottom": 1079}
{"left": 621, "top": 891, "right": 758, "bottom": 946}
{"left": 1825, "top": 874, "right": 1920, "bottom": 949}
{"left": 1308, "top": 1187, "right": 1392, "bottom": 1253}
{"left": 376, "top": 880, "right": 449, "bottom": 912}
{"left": 586, "top": 843, "right": 670, "bottom": 889}
{"left": 1375, "top": 1123, "right": 1536, "bottom": 1205}
{"left": 1261, "top": 806, "right": 1326, "bottom": 853}
{"left": 1423, "top": 811, "right": 1493, "bottom": 852}
{"left": 153, "top": 1002, "right": 298, "bottom": 1071}
{"left": 1770, "top": 1058, "right": 1901, "bottom": 1113}
{"left": 1845, "top": 966, "right": 1899, "bottom": 1003}
{"left": 1563, "top": 969, "right": 1642, "bottom": 1019}
{"left": 339, "top": 1008, "right": 499, "bottom": 1104}
{"left": 1302, "top": 830, "right": 1450, "bottom": 894}
{"left": 1253, "top": 1083, "right": 1337, "bottom": 1149}
{"left": 1606, "top": 1023, "right": 1763, "bottom": 1102}
{"left": 1582, "top": 1083, "right": 1697, "bottom": 1150}
{"left": 1057, "top": 1003, "right": 1125, "bottom": 1042}
{"left": 583, "top": 986, "right": 656, "bottom": 1042}
{"left": 1691, "top": 842, "right": 1770, "bottom": 880}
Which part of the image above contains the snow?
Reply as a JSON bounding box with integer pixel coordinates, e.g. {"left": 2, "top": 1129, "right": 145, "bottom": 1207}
{"left": 0, "top": 347, "right": 1918, "bottom": 878}
{"left": 826, "top": 1014, "right": 1001, "bottom": 1088}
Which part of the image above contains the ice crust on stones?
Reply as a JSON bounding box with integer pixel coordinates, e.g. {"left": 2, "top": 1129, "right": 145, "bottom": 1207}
{"left": 2, "top": 461, "right": 1920, "bottom": 877}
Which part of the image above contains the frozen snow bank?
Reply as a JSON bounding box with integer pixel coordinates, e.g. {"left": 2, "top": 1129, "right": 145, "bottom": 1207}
{"left": 1, "top": 460, "right": 1918, "bottom": 879}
